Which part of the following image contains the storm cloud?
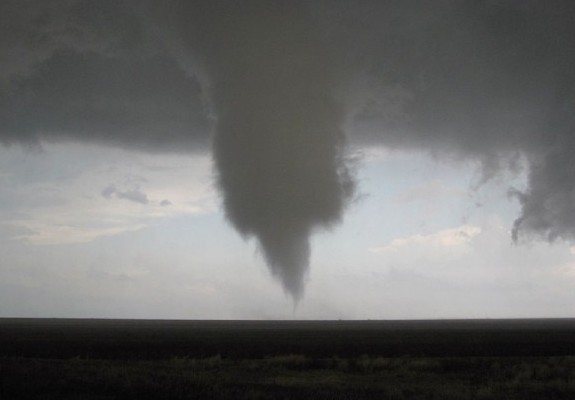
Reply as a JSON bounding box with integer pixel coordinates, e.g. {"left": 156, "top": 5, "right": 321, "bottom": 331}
{"left": 2, "top": 0, "right": 575, "bottom": 296}
{"left": 321, "top": 0, "right": 575, "bottom": 242}
{"left": 0, "top": 0, "right": 209, "bottom": 151}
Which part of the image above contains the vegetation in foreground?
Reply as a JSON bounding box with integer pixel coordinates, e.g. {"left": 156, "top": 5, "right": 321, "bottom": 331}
{"left": 2, "top": 319, "right": 575, "bottom": 398}
{"left": 2, "top": 354, "right": 575, "bottom": 399}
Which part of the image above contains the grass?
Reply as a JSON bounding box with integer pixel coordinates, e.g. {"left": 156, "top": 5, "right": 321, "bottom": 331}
{"left": 2, "top": 318, "right": 575, "bottom": 398}
{"left": 0, "top": 354, "right": 575, "bottom": 399}
{"left": 2, "top": 355, "right": 575, "bottom": 399}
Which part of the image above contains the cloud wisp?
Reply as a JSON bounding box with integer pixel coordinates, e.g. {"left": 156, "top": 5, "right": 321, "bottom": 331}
{"left": 102, "top": 184, "right": 149, "bottom": 205}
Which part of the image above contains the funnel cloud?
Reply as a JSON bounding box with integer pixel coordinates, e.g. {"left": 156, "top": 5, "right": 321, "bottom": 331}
{"left": 168, "top": 1, "right": 354, "bottom": 299}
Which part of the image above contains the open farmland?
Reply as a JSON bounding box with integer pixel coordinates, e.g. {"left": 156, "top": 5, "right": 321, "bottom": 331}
{"left": 2, "top": 318, "right": 575, "bottom": 359}
{"left": 1, "top": 319, "right": 575, "bottom": 399}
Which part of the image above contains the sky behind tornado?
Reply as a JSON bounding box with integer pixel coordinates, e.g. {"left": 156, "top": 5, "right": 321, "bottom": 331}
{"left": 1, "top": 0, "right": 575, "bottom": 318}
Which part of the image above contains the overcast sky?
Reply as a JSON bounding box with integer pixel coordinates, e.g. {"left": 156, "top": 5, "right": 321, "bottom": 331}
{"left": 2, "top": 0, "right": 575, "bottom": 319}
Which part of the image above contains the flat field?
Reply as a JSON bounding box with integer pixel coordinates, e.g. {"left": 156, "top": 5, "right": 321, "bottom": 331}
{"left": 1, "top": 318, "right": 575, "bottom": 399}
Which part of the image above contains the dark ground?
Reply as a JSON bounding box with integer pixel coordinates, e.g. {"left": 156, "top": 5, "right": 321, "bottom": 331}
{"left": 1, "top": 318, "right": 575, "bottom": 399}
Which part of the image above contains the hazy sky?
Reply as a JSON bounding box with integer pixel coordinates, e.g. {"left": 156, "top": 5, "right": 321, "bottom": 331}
{"left": 2, "top": 0, "right": 575, "bottom": 319}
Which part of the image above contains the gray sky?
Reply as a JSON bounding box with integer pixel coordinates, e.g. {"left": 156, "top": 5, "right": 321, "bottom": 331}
{"left": 1, "top": 0, "right": 575, "bottom": 318}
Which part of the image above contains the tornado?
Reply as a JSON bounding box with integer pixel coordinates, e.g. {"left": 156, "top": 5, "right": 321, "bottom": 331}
{"left": 169, "top": 1, "right": 354, "bottom": 300}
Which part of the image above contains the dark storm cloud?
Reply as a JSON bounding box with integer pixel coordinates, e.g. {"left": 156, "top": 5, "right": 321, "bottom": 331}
{"left": 318, "top": 0, "right": 575, "bottom": 242}
{"left": 511, "top": 141, "right": 575, "bottom": 243}
{"left": 0, "top": 0, "right": 209, "bottom": 151}
{"left": 4, "top": 0, "right": 575, "bottom": 295}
